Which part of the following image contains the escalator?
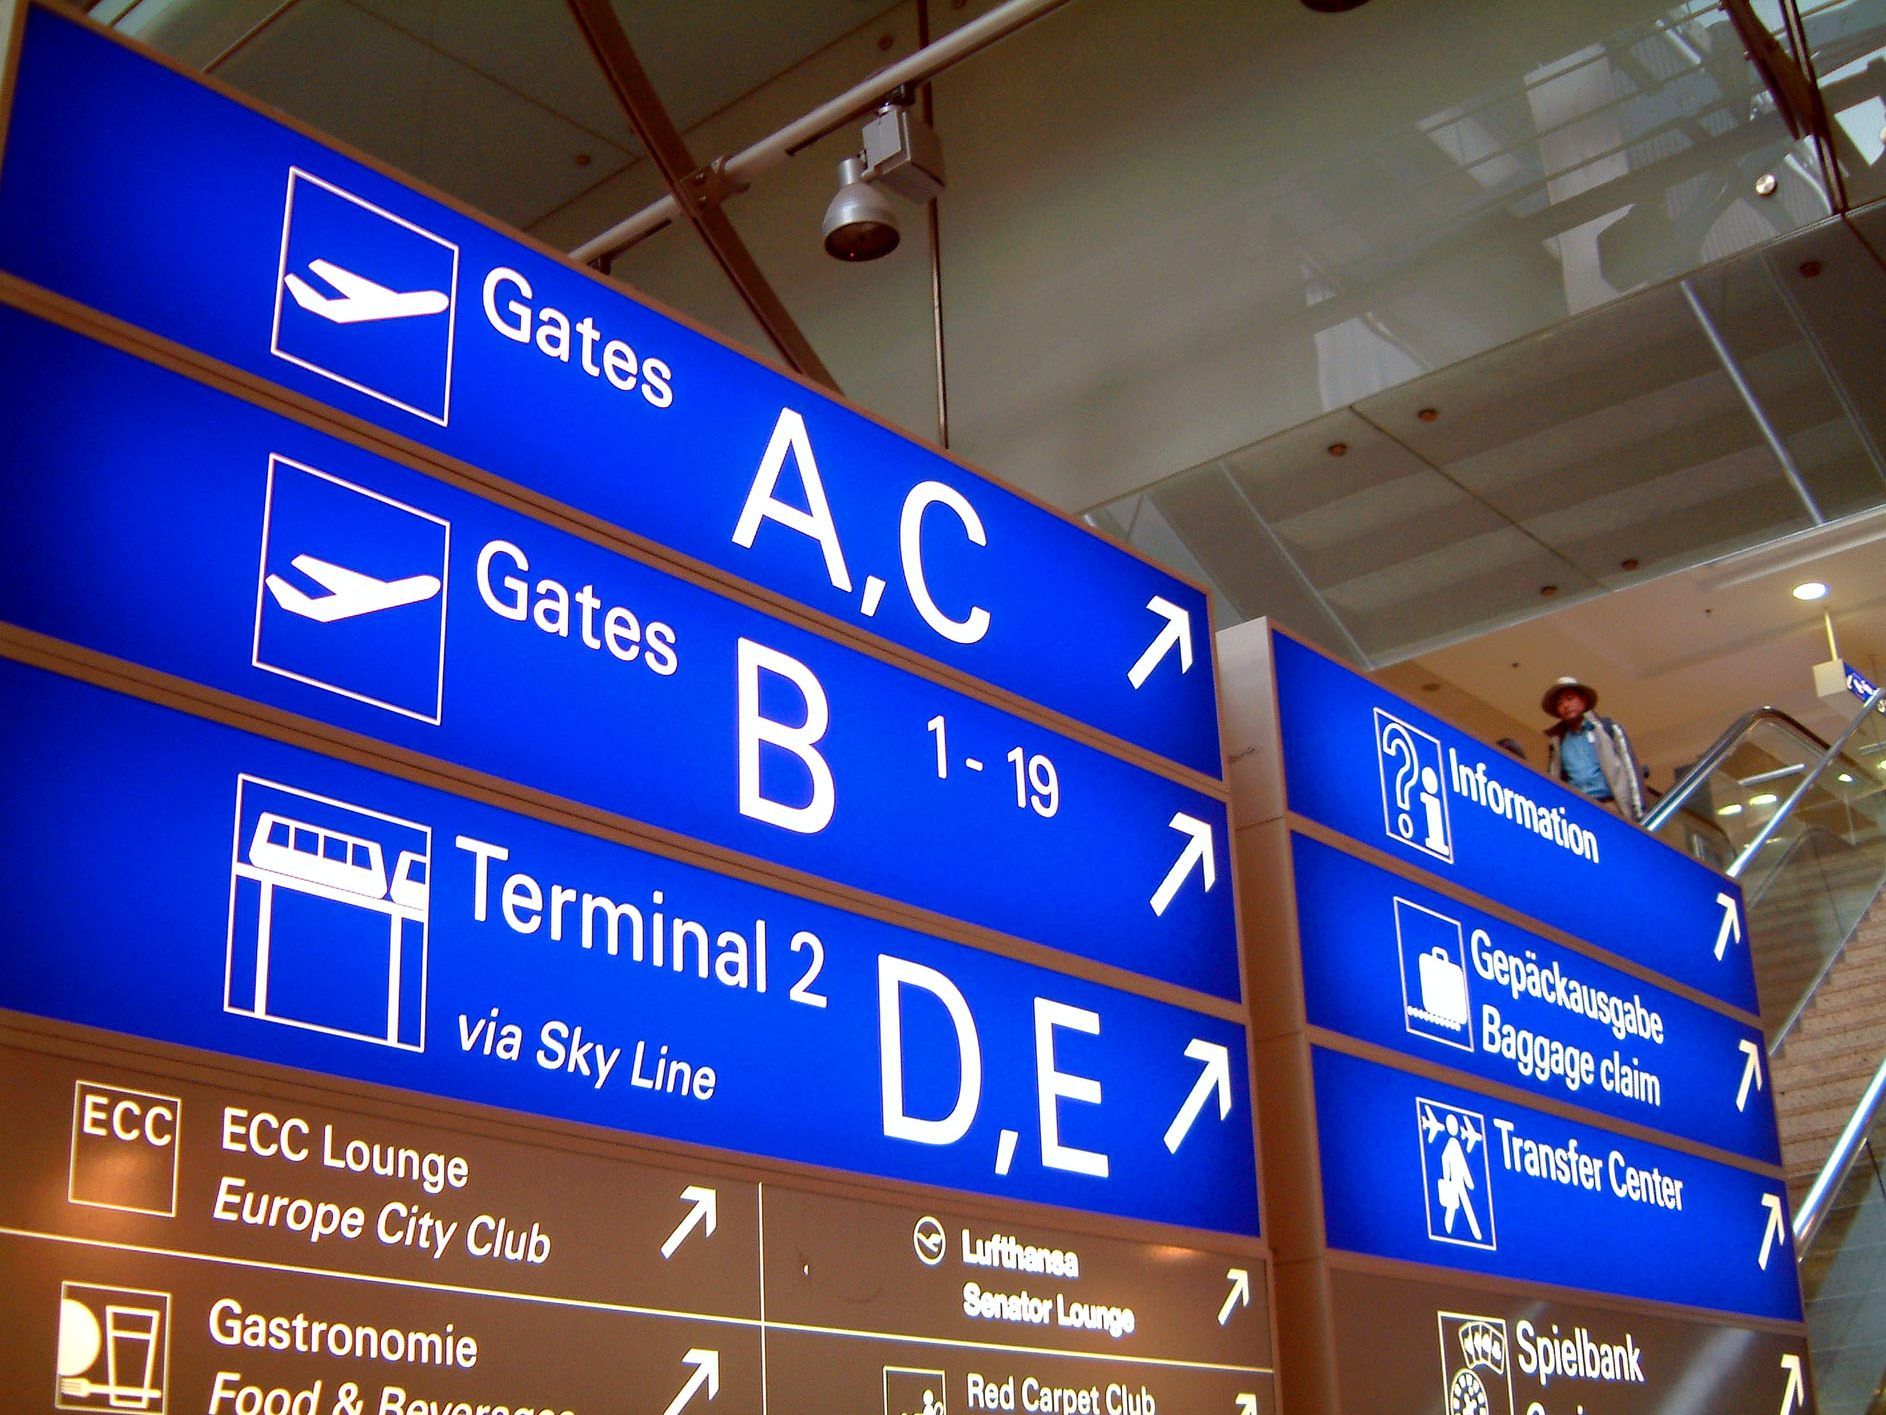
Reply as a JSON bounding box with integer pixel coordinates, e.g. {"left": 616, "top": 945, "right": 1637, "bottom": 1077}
{"left": 1645, "top": 688, "right": 1886, "bottom": 1412}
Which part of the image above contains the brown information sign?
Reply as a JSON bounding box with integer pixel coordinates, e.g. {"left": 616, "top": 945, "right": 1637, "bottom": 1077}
{"left": 1325, "top": 1267, "right": 1815, "bottom": 1415}
{"left": 1, "top": 1027, "right": 1273, "bottom": 1414}
{"left": 763, "top": 1189, "right": 1273, "bottom": 1412}
{"left": 0, "top": 1043, "right": 762, "bottom": 1316}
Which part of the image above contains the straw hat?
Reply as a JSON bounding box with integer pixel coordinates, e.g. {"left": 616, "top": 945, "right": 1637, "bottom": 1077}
{"left": 1541, "top": 676, "right": 1597, "bottom": 714}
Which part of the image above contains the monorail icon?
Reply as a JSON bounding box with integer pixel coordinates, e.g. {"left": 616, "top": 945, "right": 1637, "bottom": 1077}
{"left": 226, "top": 775, "right": 430, "bottom": 1050}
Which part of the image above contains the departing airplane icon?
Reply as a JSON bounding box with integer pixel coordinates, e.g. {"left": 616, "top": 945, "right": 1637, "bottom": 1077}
{"left": 284, "top": 258, "right": 450, "bottom": 324}
{"left": 265, "top": 553, "right": 442, "bottom": 622}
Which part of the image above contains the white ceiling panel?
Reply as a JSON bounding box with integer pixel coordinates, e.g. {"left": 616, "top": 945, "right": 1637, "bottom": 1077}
{"left": 217, "top": 0, "right": 637, "bottom": 227}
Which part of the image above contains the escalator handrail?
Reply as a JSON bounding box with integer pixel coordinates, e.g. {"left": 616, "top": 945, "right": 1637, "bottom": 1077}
{"left": 1729, "top": 685, "right": 1886, "bottom": 878}
{"left": 1644, "top": 706, "right": 1838, "bottom": 832}
{"left": 1795, "top": 1051, "right": 1886, "bottom": 1255}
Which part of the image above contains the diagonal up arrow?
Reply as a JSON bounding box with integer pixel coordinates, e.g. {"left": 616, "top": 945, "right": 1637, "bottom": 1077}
{"left": 1217, "top": 1267, "right": 1251, "bottom": 1326}
{"left": 1778, "top": 1353, "right": 1805, "bottom": 1415}
{"left": 1736, "top": 1039, "right": 1764, "bottom": 1113}
{"left": 1235, "top": 1395, "right": 1259, "bottom": 1415}
{"left": 1165, "top": 1040, "right": 1232, "bottom": 1153}
{"left": 1151, "top": 813, "right": 1215, "bottom": 917}
{"left": 1715, "top": 891, "right": 1743, "bottom": 961}
{"left": 1758, "top": 1192, "right": 1787, "bottom": 1270}
{"left": 661, "top": 1185, "right": 718, "bottom": 1259}
{"left": 662, "top": 1349, "right": 719, "bottom": 1415}
{"left": 1127, "top": 596, "right": 1193, "bottom": 689}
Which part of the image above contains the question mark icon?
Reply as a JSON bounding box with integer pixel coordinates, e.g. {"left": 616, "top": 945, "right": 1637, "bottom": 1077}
{"left": 1382, "top": 722, "right": 1420, "bottom": 842}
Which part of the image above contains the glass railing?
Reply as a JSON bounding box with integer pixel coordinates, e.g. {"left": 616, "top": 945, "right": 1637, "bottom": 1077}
{"left": 1646, "top": 693, "right": 1886, "bottom": 1042}
{"left": 1797, "top": 1059, "right": 1886, "bottom": 1414}
{"left": 1654, "top": 693, "right": 1886, "bottom": 1411}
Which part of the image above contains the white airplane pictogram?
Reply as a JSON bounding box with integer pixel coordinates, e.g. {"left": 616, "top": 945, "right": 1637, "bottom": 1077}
{"left": 283, "top": 258, "right": 449, "bottom": 324}
{"left": 266, "top": 553, "right": 442, "bottom": 623}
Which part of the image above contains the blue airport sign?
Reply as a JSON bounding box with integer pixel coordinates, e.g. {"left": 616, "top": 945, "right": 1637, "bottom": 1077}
{"left": 1841, "top": 660, "right": 1881, "bottom": 708}
{"left": 1312, "top": 1047, "right": 1800, "bottom": 1322}
{"left": 0, "top": 656, "right": 1261, "bottom": 1236}
{"left": 0, "top": 304, "right": 1238, "bottom": 999}
{"left": 1291, "top": 833, "right": 1780, "bottom": 1164}
{"left": 0, "top": 5, "right": 1223, "bottom": 779}
{"left": 1269, "top": 633, "right": 1757, "bottom": 1013}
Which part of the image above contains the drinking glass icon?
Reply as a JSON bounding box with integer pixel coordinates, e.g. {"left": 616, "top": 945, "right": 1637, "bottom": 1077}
{"left": 57, "top": 1290, "right": 166, "bottom": 1412}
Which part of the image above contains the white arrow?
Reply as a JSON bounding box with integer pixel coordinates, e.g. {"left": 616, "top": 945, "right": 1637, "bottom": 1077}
{"left": 1778, "top": 1353, "right": 1805, "bottom": 1415}
{"left": 1127, "top": 596, "right": 1194, "bottom": 689}
{"left": 662, "top": 1349, "right": 719, "bottom": 1415}
{"left": 1715, "top": 891, "right": 1743, "bottom": 961}
{"left": 1151, "top": 813, "right": 1216, "bottom": 917}
{"left": 1165, "top": 1040, "right": 1233, "bottom": 1153}
{"left": 660, "top": 1186, "right": 718, "bottom": 1259}
{"left": 1235, "top": 1396, "right": 1259, "bottom": 1415}
{"left": 1217, "top": 1267, "right": 1251, "bottom": 1326}
{"left": 1758, "top": 1192, "right": 1787, "bottom": 1270}
{"left": 1737, "top": 1039, "right": 1765, "bottom": 1113}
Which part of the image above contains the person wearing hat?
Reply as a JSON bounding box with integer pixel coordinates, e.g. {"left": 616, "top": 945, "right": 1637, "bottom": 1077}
{"left": 1542, "top": 677, "right": 1646, "bottom": 821}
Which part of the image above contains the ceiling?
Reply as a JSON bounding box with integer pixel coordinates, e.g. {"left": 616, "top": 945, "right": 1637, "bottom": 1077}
{"left": 1402, "top": 507, "right": 1886, "bottom": 780}
{"left": 99, "top": 0, "right": 896, "bottom": 233}
{"left": 84, "top": 0, "right": 1886, "bottom": 778}
{"left": 1094, "top": 215, "right": 1886, "bottom": 658}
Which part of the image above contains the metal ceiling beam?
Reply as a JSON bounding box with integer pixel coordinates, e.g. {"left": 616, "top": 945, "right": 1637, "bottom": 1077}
{"left": 565, "top": 0, "right": 838, "bottom": 391}
{"left": 1679, "top": 277, "right": 1827, "bottom": 526}
{"left": 571, "top": 0, "right": 1079, "bottom": 266}
{"left": 1719, "top": 0, "right": 1831, "bottom": 148}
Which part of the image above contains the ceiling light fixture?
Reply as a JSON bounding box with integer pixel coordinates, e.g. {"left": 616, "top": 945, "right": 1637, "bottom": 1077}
{"left": 1792, "top": 580, "right": 1829, "bottom": 601}
{"left": 1717, "top": 803, "right": 1744, "bottom": 816}
{"left": 822, "top": 157, "right": 901, "bottom": 261}
{"left": 822, "top": 93, "right": 945, "bottom": 263}
{"left": 1749, "top": 792, "right": 1780, "bottom": 806}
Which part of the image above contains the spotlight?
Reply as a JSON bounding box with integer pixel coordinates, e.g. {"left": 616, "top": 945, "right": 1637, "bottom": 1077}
{"left": 822, "top": 95, "right": 945, "bottom": 263}
{"left": 822, "top": 156, "right": 901, "bottom": 261}
{"left": 1792, "top": 581, "right": 1829, "bottom": 601}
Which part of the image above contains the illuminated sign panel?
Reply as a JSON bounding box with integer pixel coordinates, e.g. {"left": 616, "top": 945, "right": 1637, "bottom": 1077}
{"left": 1313, "top": 1047, "right": 1800, "bottom": 1323}
{"left": 1270, "top": 633, "right": 1756, "bottom": 1011}
{"left": 0, "top": 658, "right": 1258, "bottom": 1235}
{"left": 0, "top": 5, "right": 1223, "bottom": 778}
{"left": 1290, "top": 833, "right": 1779, "bottom": 1164}
{"left": 1222, "top": 622, "right": 1804, "bottom": 1406}
{"left": 0, "top": 305, "right": 1237, "bottom": 1000}
{"left": 0, "top": 15, "right": 1261, "bottom": 1409}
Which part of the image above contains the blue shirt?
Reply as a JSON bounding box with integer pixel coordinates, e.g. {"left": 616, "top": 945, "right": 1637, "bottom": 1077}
{"left": 1559, "top": 722, "right": 1610, "bottom": 799}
